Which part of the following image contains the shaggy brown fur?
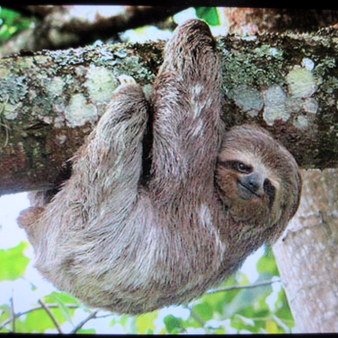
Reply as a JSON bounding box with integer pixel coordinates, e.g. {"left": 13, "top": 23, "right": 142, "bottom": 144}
{"left": 18, "top": 20, "right": 302, "bottom": 314}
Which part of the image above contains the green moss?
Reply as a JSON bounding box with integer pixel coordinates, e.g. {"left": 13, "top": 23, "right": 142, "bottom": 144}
{"left": 49, "top": 49, "right": 85, "bottom": 67}
{"left": 320, "top": 75, "right": 338, "bottom": 94}
{"left": 0, "top": 76, "right": 27, "bottom": 105}
{"left": 0, "top": 66, "right": 10, "bottom": 78}
{"left": 2, "top": 102, "right": 20, "bottom": 120}
{"left": 219, "top": 41, "right": 285, "bottom": 94}
{"left": 30, "top": 94, "right": 53, "bottom": 118}
{"left": 115, "top": 55, "right": 155, "bottom": 83}
{"left": 254, "top": 44, "right": 284, "bottom": 60}
{"left": 313, "top": 56, "right": 336, "bottom": 84}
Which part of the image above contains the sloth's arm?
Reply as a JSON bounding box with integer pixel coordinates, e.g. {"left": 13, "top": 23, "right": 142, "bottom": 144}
{"left": 150, "top": 20, "right": 223, "bottom": 202}
{"left": 18, "top": 77, "right": 149, "bottom": 244}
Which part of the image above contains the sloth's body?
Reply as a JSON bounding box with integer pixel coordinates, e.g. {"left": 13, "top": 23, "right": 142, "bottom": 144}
{"left": 18, "top": 20, "right": 301, "bottom": 314}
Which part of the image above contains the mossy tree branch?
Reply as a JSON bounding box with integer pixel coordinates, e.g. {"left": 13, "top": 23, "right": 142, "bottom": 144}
{"left": 0, "top": 29, "right": 337, "bottom": 195}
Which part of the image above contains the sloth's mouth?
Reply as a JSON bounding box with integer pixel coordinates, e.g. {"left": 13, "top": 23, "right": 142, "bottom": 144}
{"left": 237, "top": 181, "right": 262, "bottom": 200}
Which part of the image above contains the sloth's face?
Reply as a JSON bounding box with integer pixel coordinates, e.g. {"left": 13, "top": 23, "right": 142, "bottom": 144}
{"left": 215, "top": 151, "right": 282, "bottom": 225}
{"left": 215, "top": 125, "right": 301, "bottom": 229}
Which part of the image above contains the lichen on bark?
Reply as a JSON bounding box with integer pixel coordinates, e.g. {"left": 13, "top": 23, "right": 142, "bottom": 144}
{"left": 0, "top": 30, "right": 337, "bottom": 194}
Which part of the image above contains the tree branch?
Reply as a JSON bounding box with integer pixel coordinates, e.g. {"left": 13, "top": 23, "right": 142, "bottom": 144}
{"left": 10, "top": 296, "right": 15, "bottom": 333}
{"left": 37, "top": 299, "right": 63, "bottom": 334}
{"left": 0, "top": 30, "right": 337, "bottom": 195}
{"left": 70, "top": 310, "right": 98, "bottom": 334}
{"left": 206, "top": 278, "right": 281, "bottom": 295}
{"left": 0, "top": 304, "right": 80, "bottom": 331}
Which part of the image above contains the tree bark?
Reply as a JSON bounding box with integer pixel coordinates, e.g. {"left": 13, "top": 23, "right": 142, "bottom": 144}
{"left": 0, "top": 30, "right": 337, "bottom": 195}
{"left": 273, "top": 169, "right": 338, "bottom": 333}
{"left": 224, "top": 8, "right": 338, "bottom": 35}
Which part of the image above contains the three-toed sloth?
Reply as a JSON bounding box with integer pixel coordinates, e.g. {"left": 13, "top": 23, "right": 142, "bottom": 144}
{"left": 18, "top": 20, "right": 302, "bottom": 314}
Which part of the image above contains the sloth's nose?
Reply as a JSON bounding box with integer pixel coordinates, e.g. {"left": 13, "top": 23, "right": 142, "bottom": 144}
{"left": 240, "top": 172, "right": 264, "bottom": 196}
{"left": 246, "top": 173, "right": 261, "bottom": 192}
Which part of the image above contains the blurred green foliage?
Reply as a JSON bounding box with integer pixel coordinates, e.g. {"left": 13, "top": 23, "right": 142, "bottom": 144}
{"left": 0, "top": 242, "right": 29, "bottom": 281}
{"left": 195, "top": 7, "right": 220, "bottom": 26}
{"left": 0, "top": 8, "right": 33, "bottom": 44}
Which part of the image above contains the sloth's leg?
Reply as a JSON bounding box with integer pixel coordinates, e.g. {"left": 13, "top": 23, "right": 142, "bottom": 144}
{"left": 18, "top": 76, "right": 148, "bottom": 244}
{"left": 70, "top": 75, "right": 149, "bottom": 211}
{"left": 150, "top": 19, "right": 223, "bottom": 201}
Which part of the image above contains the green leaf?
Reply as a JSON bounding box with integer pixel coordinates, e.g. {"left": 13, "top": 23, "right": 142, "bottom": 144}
{"left": 0, "top": 8, "right": 32, "bottom": 44}
{"left": 15, "top": 309, "right": 58, "bottom": 333}
{"left": 195, "top": 7, "right": 220, "bottom": 26}
{"left": 118, "top": 314, "right": 133, "bottom": 330}
{"left": 256, "top": 246, "right": 279, "bottom": 276}
{"left": 0, "top": 304, "right": 10, "bottom": 325}
{"left": 135, "top": 311, "right": 158, "bottom": 333}
{"left": 0, "top": 242, "right": 29, "bottom": 280}
{"left": 192, "top": 303, "right": 213, "bottom": 322}
{"left": 15, "top": 300, "right": 73, "bottom": 333}
{"left": 202, "top": 275, "right": 241, "bottom": 315}
{"left": 163, "top": 314, "right": 184, "bottom": 333}
{"left": 224, "top": 285, "right": 269, "bottom": 319}
{"left": 77, "top": 328, "right": 96, "bottom": 334}
{"left": 275, "top": 289, "right": 294, "bottom": 325}
{"left": 266, "top": 319, "right": 280, "bottom": 333}
{"left": 215, "top": 327, "right": 227, "bottom": 334}
{"left": 43, "top": 292, "right": 78, "bottom": 323}
{"left": 231, "top": 314, "right": 259, "bottom": 333}
{"left": 44, "top": 291, "right": 79, "bottom": 305}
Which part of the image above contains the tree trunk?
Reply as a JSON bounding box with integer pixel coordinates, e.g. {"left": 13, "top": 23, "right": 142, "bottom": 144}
{"left": 0, "top": 30, "right": 337, "bottom": 195}
{"left": 273, "top": 169, "right": 338, "bottom": 333}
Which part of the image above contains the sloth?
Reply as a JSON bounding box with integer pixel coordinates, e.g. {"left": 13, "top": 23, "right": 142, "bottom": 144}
{"left": 18, "top": 20, "right": 302, "bottom": 315}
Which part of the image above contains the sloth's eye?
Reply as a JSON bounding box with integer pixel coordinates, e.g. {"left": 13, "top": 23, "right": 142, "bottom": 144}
{"left": 218, "top": 160, "right": 252, "bottom": 174}
{"left": 234, "top": 162, "right": 252, "bottom": 174}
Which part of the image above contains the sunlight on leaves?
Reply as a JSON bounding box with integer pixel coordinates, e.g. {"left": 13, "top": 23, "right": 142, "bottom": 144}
{"left": 192, "top": 303, "right": 213, "bottom": 322}
{"left": 195, "top": 7, "right": 220, "bottom": 26}
{"left": 43, "top": 292, "right": 79, "bottom": 324}
{"left": 163, "top": 314, "right": 184, "bottom": 333}
{"left": 14, "top": 309, "right": 59, "bottom": 333}
{"left": 0, "top": 8, "right": 32, "bottom": 44}
{"left": 0, "top": 242, "right": 29, "bottom": 281}
{"left": 135, "top": 311, "right": 158, "bottom": 333}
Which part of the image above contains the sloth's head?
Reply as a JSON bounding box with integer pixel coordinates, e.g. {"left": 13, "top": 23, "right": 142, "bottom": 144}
{"left": 216, "top": 124, "right": 302, "bottom": 240}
